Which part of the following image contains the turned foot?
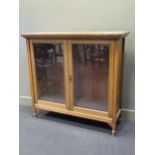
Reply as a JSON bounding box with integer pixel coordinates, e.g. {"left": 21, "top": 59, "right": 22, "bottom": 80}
{"left": 112, "top": 129, "right": 116, "bottom": 136}
{"left": 33, "top": 112, "right": 37, "bottom": 118}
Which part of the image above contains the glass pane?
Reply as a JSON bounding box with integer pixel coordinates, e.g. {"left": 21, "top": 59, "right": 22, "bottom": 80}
{"left": 33, "top": 43, "right": 65, "bottom": 103}
{"left": 72, "top": 44, "right": 109, "bottom": 111}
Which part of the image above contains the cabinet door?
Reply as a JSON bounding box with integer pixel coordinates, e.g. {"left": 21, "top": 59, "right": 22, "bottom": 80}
{"left": 30, "top": 40, "right": 68, "bottom": 107}
{"left": 68, "top": 40, "right": 114, "bottom": 115}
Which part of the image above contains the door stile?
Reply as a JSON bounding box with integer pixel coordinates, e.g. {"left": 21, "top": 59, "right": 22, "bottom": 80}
{"left": 67, "top": 41, "right": 74, "bottom": 110}
{"left": 112, "top": 40, "right": 120, "bottom": 128}
{"left": 64, "top": 40, "right": 71, "bottom": 110}
{"left": 108, "top": 42, "right": 115, "bottom": 117}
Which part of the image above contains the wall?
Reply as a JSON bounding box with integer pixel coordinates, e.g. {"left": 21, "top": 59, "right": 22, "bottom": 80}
{"left": 19, "top": 0, "right": 135, "bottom": 120}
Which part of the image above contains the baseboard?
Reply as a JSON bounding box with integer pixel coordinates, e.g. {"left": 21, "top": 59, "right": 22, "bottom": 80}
{"left": 121, "top": 108, "right": 135, "bottom": 121}
{"left": 19, "top": 96, "right": 32, "bottom": 106}
{"left": 19, "top": 96, "right": 135, "bottom": 121}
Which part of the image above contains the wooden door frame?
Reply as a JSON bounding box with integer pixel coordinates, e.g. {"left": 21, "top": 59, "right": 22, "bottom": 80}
{"left": 67, "top": 40, "right": 115, "bottom": 117}
{"left": 29, "top": 39, "right": 69, "bottom": 110}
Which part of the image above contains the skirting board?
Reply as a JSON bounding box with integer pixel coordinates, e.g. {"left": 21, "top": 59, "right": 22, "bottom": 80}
{"left": 19, "top": 96, "right": 135, "bottom": 121}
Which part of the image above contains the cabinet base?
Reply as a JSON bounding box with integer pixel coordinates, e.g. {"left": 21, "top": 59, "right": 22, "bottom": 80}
{"left": 33, "top": 103, "right": 120, "bottom": 136}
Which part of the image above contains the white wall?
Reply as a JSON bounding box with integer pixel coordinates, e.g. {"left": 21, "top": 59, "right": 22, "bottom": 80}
{"left": 19, "top": 0, "right": 135, "bottom": 118}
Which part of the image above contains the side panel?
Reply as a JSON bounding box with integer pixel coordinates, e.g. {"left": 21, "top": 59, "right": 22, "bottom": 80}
{"left": 26, "top": 39, "right": 36, "bottom": 113}
{"left": 112, "top": 39, "right": 123, "bottom": 128}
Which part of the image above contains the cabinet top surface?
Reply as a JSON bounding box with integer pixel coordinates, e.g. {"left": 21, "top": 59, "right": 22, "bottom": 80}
{"left": 22, "top": 31, "right": 129, "bottom": 39}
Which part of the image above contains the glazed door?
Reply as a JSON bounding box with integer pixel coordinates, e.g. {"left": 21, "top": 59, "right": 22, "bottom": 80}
{"left": 30, "top": 40, "right": 69, "bottom": 109}
{"left": 68, "top": 40, "right": 114, "bottom": 116}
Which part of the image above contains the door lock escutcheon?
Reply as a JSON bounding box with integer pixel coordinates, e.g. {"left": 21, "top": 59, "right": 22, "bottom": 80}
{"left": 68, "top": 75, "right": 72, "bottom": 83}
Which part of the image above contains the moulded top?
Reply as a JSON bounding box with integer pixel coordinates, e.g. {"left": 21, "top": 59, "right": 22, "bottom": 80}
{"left": 21, "top": 31, "right": 129, "bottom": 39}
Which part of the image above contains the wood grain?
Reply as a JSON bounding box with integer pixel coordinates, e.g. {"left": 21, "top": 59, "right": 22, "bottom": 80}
{"left": 26, "top": 39, "right": 36, "bottom": 113}
{"left": 35, "top": 102, "right": 112, "bottom": 124}
{"left": 111, "top": 40, "right": 120, "bottom": 130}
{"left": 108, "top": 42, "right": 115, "bottom": 117}
{"left": 22, "top": 31, "right": 129, "bottom": 40}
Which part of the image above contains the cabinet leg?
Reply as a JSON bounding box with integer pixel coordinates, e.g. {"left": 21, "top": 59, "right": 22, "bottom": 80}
{"left": 112, "top": 129, "right": 116, "bottom": 136}
{"left": 33, "top": 112, "right": 37, "bottom": 118}
{"left": 32, "top": 105, "right": 37, "bottom": 118}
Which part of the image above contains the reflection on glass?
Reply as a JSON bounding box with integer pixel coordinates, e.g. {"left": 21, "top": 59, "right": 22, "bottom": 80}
{"left": 72, "top": 44, "right": 109, "bottom": 111}
{"left": 33, "top": 43, "right": 65, "bottom": 103}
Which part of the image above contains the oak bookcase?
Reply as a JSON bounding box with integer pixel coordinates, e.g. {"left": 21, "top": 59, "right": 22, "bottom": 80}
{"left": 22, "top": 32, "right": 129, "bottom": 136}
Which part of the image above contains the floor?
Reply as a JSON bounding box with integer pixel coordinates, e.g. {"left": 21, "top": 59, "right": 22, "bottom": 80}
{"left": 19, "top": 105, "right": 135, "bottom": 155}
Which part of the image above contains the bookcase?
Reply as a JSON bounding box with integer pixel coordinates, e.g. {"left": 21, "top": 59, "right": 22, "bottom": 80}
{"left": 22, "top": 32, "right": 129, "bottom": 136}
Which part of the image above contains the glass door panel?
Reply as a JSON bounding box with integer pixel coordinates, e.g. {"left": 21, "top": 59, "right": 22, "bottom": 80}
{"left": 72, "top": 44, "right": 109, "bottom": 111}
{"left": 33, "top": 43, "right": 65, "bottom": 103}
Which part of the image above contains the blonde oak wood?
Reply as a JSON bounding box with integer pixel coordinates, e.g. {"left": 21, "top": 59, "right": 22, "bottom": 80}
{"left": 35, "top": 102, "right": 112, "bottom": 124}
{"left": 29, "top": 40, "right": 39, "bottom": 102}
{"left": 64, "top": 40, "right": 71, "bottom": 110}
{"left": 37, "top": 100, "right": 66, "bottom": 109}
{"left": 22, "top": 31, "right": 129, "bottom": 39}
{"left": 111, "top": 40, "right": 120, "bottom": 131}
{"left": 68, "top": 42, "right": 74, "bottom": 110}
{"left": 26, "top": 39, "right": 36, "bottom": 113}
{"left": 74, "top": 106, "right": 108, "bottom": 117}
{"left": 108, "top": 42, "right": 115, "bottom": 117}
{"left": 22, "top": 32, "right": 129, "bottom": 136}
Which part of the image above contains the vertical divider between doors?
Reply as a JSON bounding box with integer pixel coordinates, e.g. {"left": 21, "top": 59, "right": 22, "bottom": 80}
{"left": 68, "top": 41, "right": 74, "bottom": 110}
{"left": 64, "top": 40, "right": 71, "bottom": 110}
{"left": 64, "top": 40, "right": 74, "bottom": 110}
